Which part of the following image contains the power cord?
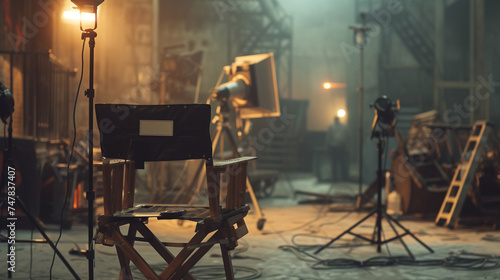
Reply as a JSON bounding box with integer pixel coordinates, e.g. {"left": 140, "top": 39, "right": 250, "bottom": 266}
{"left": 189, "top": 265, "right": 261, "bottom": 280}
{"left": 262, "top": 189, "right": 349, "bottom": 236}
{"left": 280, "top": 244, "right": 500, "bottom": 271}
{"left": 49, "top": 37, "right": 86, "bottom": 279}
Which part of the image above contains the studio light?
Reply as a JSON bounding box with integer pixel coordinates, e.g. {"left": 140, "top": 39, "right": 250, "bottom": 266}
{"left": 71, "top": 1, "right": 104, "bottom": 279}
{"left": 372, "top": 95, "right": 399, "bottom": 126}
{"left": 71, "top": 0, "right": 103, "bottom": 31}
{"left": 213, "top": 53, "right": 280, "bottom": 119}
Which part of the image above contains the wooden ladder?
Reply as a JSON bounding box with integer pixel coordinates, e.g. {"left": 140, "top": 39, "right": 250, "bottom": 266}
{"left": 435, "top": 121, "right": 492, "bottom": 228}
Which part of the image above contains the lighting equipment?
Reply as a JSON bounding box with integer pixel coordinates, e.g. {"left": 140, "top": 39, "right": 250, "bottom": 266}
{"left": 213, "top": 53, "right": 280, "bottom": 119}
{"left": 350, "top": 13, "right": 370, "bottom": 204}
{"left": 315, "top": 97, "right": 433, "bottom": 259}
{"left": 370, "top": 95, "right": 400, "bottom": 138}
{"left": 71, "top": 0, "right": 103, "bottom": 31}
{"left": 71, "top": 1, "right": 103, "bottom": 279}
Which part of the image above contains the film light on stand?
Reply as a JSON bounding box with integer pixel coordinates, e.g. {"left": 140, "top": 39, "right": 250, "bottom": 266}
{"left": 71, "top": 0, "right": 104, "bottom": 31}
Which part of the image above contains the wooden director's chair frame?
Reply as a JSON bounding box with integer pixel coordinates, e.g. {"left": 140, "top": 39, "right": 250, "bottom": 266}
{"left": 94, "top": 104, "right": 254, "bottom": 280}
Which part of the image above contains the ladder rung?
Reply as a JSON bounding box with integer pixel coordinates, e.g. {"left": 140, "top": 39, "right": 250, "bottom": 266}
{"left": 443, "top": 202, "right": 454, "bottom": 213}
{"left": 448, "top": 185, "right": 460, "bottom": 197}
{"left": 436, "top": 218, "right": 448, "bottom": 226}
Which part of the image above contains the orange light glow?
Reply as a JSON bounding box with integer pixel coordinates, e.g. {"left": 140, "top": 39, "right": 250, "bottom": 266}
{"left": 323, "top": 82, "right": 347, "bottom": 90}
{"left": 337, "top": 109, "right": 346, "bottom": 118}
{"left": 63, "top": 11, "right": 96, "bottom": 21}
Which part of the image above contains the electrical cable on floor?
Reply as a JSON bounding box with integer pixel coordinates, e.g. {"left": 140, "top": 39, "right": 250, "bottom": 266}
{"left": 280, "top": 243, "right": 500, "bottom": 271}
{"left": 209, "top": 239, "right": 264, "bottom": 261}
{"left": 189, "top": 265, "right": 261, "bottom": 280}
{"left": 305, "top": 211, "right": 352, "bottom": 234}
{"left": 130, "top": 263, "right": 261, "bottom": 280}
{"left": 49, "top": 38, "right": 86, "bottom": 280}
{"left": 482, "top": 235, "right": 500, "bottom": 242}
{"left": 263, "top": 185, "right": 351, "bottom": 236}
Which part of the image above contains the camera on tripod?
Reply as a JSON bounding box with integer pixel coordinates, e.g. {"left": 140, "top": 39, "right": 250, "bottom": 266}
{"left": 370, "top": 95, "right": 400, "bottom": 138}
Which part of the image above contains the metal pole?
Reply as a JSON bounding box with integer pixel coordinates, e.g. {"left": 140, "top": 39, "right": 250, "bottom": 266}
{"left": 376, "top": 135, "right": 383, "bottom": 252}
{"left": 358, "top": 43, "right": 364, "bottom": 202}
{"left": 83, "top": 30, "right": 97, "bottom": 280}
{"left": 349, "top": 13, "right": 368, "bottom": 206}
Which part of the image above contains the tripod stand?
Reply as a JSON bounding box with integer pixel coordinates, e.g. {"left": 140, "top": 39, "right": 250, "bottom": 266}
{"left": 315, "top": 127, "right": 434, "bottom": 259}
{"left": 211, "top": 101, "right": 266, "bottom": 229}
{"left": 0, "top": 115, "right": 79, "bottom": 279}
{"left": 176, "top": 100, "right": 266, "bottom": 230}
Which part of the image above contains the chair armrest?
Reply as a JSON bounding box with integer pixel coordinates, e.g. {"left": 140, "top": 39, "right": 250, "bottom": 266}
{"left": 213, "top": 156, "right": 257, "bottom": 167}
{"left": 94, "top": 158, "right": 130, "bottom": 171}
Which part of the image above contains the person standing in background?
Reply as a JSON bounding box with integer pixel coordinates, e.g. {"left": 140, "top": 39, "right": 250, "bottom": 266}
{"left": 325, "top": 116, "right": 349, "bottom": 182}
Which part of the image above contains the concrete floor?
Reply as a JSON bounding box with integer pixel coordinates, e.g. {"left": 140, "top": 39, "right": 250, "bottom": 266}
{"left": 1, "top": 173, "right": 500, "bottom": 280}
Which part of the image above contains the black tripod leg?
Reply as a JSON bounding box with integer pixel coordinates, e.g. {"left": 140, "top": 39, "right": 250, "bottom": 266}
{"left": 383, "top": 212, "right": 414, "bottom": 259}
{"left": 386, "top": 214, "right": 434, "bottom": 254}
{"left": 222, "top": 127, "right": 240, "bottom": 157}
{"left": 15, "top": 197, "right": 80, "bottom": 280}
{"left": 315, "top": 209, "right": 377, "bottom": 254}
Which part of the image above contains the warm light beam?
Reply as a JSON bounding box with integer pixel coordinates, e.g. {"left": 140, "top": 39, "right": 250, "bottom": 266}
{"left": 63, "top": 11, "right": 95, "bottom": 21}
{"left": 323, "top": 82, "right": 347, "bottom": 90}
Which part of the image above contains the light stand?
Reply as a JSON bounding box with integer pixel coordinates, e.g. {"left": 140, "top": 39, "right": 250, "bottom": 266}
{"left": 82, "top": 29, "right": 97, "bottom": 280}
{"left": 350, "top": 13, "right": 369, "bottom": 206}
{"left": 314, "top": 97, "right": 433, "bottom": 258}
{"left": 71, "top": 1, "right": 103, "bottom": 279}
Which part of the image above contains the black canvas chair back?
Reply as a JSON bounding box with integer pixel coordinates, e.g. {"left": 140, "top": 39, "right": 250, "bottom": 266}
{"left": 96, "top": 104, "right": 212, "bottom": 168}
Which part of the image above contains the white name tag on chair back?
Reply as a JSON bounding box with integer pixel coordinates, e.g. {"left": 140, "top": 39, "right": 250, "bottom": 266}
{"left": 139, "top": 120, "right": 174, "bottom": 136}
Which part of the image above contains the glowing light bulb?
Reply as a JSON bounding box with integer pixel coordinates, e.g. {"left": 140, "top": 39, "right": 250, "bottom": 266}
{"left": 337, "top": 109, "right": 346, "bottom": 118}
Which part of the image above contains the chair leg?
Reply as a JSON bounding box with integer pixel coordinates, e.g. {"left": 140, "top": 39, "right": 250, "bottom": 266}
{"left": 117, "top": 223, "right": 138, "bottom": 280}
{"left": 159, "top": 229, "right": 209, "bottom": 279}
{"left": 220, "top": 244, "right": 235, "bottom": 280}
{"left": 116, "top": 246, "right": 133, "bottom": 280}
{"left": 112, "top": 230, "right": 160, "bottom": 280}
{"left": 134, "top": 223, "right": 196, "bottom": 280}
{"left": 170, "top": 232, "right": 222, "bottom": 280}
{"left": 170, "top": 230, "right": 235, "bottom": 280}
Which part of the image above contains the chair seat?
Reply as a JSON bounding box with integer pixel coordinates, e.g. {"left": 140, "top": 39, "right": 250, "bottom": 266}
{"left": 111, "top": 204, "right": 250, "bottom": 222}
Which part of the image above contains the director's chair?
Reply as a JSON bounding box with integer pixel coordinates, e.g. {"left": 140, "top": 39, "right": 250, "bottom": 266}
{"left": 95, "top": 104, "right": 254, "bottom": 280}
